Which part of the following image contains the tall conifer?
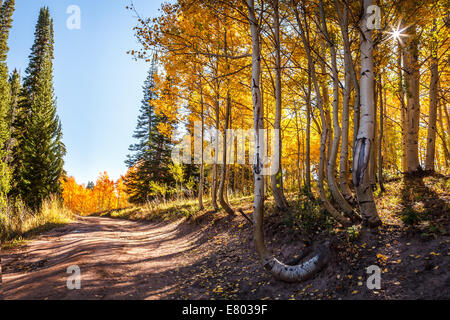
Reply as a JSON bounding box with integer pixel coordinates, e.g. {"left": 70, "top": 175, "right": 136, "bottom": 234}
{"left": 6, "top": 69, "right": 20, "bottom": 164}
{"left": 0, "top": 0, "right": 15, "bottom": 211}
{"left": 125, "top": 58, "right": 174, "bottom": 204}
{"left": 16, "top": 7, "right": 65, "bottom": 209}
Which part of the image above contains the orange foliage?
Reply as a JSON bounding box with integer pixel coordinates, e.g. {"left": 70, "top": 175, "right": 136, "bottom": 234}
{"left": 62, "top": 172, "right": 129, "bottom": 215}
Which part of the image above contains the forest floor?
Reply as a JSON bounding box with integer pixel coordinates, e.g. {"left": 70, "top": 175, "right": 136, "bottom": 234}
{"left": 1, "top": 174, "right": 449, "bottom": 300}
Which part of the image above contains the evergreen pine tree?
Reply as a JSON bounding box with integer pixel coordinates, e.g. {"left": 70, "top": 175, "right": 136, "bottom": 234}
{"left": 6, "top": 69, "right": 20, "bottom": 172}
{"left": 16, "top": 7, "right": 65, "bottom": 209}
{"left": 125, "top": 58, "right": 174, "bottom": 204}
{"left": 8, "top": 68, "right": 26, "bottom": 200}
{"left": 0, "top": 0, "right": 15, "bottom": 211}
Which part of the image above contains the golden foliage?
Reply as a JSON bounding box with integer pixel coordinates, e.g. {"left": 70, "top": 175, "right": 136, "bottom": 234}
{"left": 62, "top": 172, "right": 129, "bottom": 215}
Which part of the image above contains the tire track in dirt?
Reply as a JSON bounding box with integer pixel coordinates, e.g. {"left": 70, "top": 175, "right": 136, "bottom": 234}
{"left": 1, "top": 216, "right": 204, "bottom": 300}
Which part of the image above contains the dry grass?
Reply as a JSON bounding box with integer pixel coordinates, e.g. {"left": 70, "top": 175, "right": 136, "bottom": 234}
{"left": 1, "top": 196, "right": 72, "bottom": 243}
{"left": 91, "top": 195, "right": 254, "bottom": 222}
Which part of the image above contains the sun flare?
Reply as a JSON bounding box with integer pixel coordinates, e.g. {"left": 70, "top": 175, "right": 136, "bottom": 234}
{"left": 386, "top": 21, "right": 410, "bottom": 44}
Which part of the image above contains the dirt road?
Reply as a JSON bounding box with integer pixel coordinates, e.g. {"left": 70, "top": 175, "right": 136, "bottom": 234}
{"left": 2, "top": 207, "right": 449, "bottom": 300}
{"left": 1, "top": 216, "right": 206, "bottom": 300}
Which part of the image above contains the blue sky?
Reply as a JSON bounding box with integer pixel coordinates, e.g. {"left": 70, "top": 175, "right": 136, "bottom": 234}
{"left": 7, "top": 0, "right": 164, "bottom": 185}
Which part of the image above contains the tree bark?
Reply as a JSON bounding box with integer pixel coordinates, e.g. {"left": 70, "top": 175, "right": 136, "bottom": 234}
{"left": 425, "top": 21, "right": 438, "bottom": 172}
{"left": 403, "top": 21, "right": 421, "bottom": 173}
{"left": 293, "top": 2, "right": 351, "bottom": 227}
{"left": 335, "top": 0, "right": 354, "bottom": 203}
{"left": 370, "top": 75, "right": 378, "bottom": 188}
{"left": 397, "top": 41, "right": 407, "bottom": 173}
{"left": 320, "top": 46, "right": 332, "bottom": 173}
{"left": 334, "top": 0, "right": 360, "bottom": 203}
{"left": 211, "top": 87, "right": 220, "bottom": 211}
{"left": 295, "top": 108, "right": 302, "bottom": 194}
{"left": 437, "top": 86, "right": 450, "bottom": 166}
{"left": 305, "top": 68, "right": 312, "bottom": 195}
{"left": 319, "top": 0, "right": 355, "bottom": 218}
{"left": 198, "top": 79, "right": 205, "bottom": 210}
{"left": 218, "top": 90, "right": 235, "bottom": 216}
{"left": 270, "top": 0, "right": 288, "bottom": 211}
{"left": 218, "top": 26, "right": 235, "bottom": 216}
{"left": 246, "top": 0, "right": 330, "bottom": 282}
{"left": 353, "top": 0, "right": 381, "bottom": 228}
{"left": 378, "top": 73, "right": 385, "bottom": 192}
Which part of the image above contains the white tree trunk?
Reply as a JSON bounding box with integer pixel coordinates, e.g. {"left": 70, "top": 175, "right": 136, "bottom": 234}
{"left": 353, "top": 0, "right": 381, "bottom": 228}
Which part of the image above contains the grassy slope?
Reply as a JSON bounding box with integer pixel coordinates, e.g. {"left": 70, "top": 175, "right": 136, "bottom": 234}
{"left": 89, "top": 195, "right": 254, "bottom": 222}
{"left": 1, "top": 198, "right": 72, "bottom": 247}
